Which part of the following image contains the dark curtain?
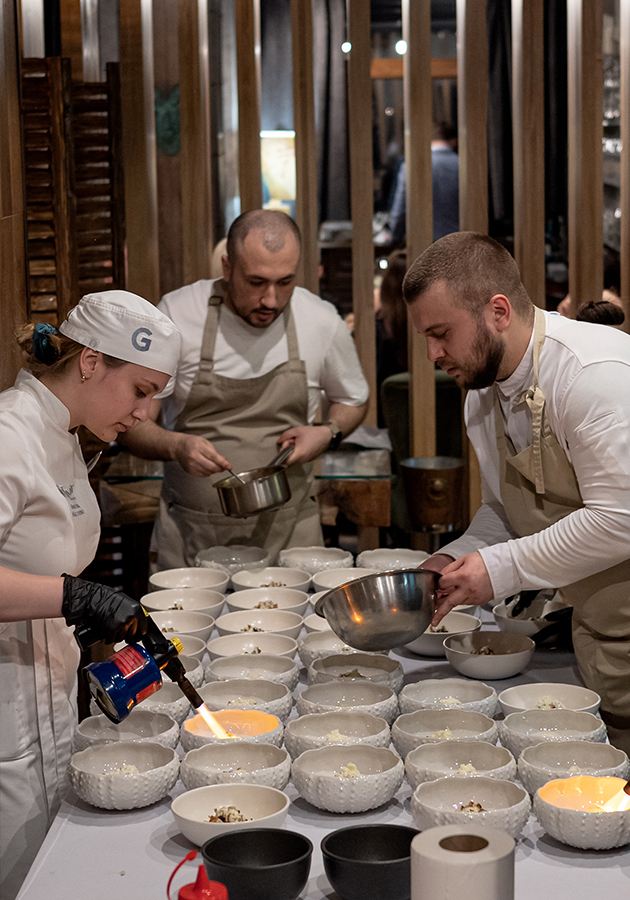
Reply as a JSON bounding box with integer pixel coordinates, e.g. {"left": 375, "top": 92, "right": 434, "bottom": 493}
{"left": 486, "top": 0, "right": 513, "bottom": 238}
{"left": 544, "top": 0, "right": 568, "bottom": 252}
{"left": 261, "top": 0, "right": 294, "bottom": 131}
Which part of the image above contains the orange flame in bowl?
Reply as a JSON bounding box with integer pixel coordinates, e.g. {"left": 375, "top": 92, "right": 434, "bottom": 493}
{"left": 195, "top": 703, "right": 235, "bottom": 739}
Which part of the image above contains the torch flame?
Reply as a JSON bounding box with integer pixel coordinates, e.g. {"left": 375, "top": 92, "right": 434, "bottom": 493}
{"left": 599, "top": 788, "right": 630, "bottom": 812}
{"left": 195, "top": 703, "right": 235, "bottom": 739}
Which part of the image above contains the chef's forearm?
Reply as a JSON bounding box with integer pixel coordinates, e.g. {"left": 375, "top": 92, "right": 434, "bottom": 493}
{"left": 0, "top": 567, "right": 63, "bottom": 621}
{"left": 327, "top": 401, "right": 368, "bottom": 438}
{"left": 119, "top": 417, "right": 182, "bottom": 462}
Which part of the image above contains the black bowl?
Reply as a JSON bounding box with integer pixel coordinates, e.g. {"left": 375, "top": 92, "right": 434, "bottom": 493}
{"left": 202, "top": 828, "right": 313, "bottom": 900}
{"left": 321, "top": 824, "right": 417, "bottom": 900}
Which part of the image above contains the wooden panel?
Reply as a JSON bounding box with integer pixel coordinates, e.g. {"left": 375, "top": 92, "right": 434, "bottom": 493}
{"left": 59, "top": 0, "right": 83, "bottom": 79}
{"left": 0, "top": 0, "right": 28, "bottom": 389}
{"left": 402, "top": 0, "right": 435, "bottom": 459}
{"left": 511, "top": 0, "right": 545, "bottom": 308}
{"left": 567, "top": 0, "right": 603, "bottom": 314}
{"left": 457, "top": 0, "right": 488, "bottom": 519}
{"left": 119, "top": 0, "right": 160, "bottom": 303}
{"left": 290, "top": 0, "right": 319, "bottom": 294}
{"left": 346, "top": 0, "right": 376, "bottom": 427}
{"left": 179, "top": 0, "right": 214, "bottom": 284}
{"left": 234, "top": 0, "right": 262, "bottom": 213}
{"left": 371, "top": 57, "right": 457, "bottom": 80}
{"left": 620, "top": 0, "right": 629, "bottom": 333}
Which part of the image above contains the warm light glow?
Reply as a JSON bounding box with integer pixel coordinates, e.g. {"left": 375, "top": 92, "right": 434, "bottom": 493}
{"left": 196, "top": 703, "right": 234, "bottom": 739}
{"left": 395, "top": 40, "right": 407, "bottom": 55}
{"left": 539, "top": 776, "right": 630, "bottom": 813}
{"left": 600, "top": 788, "right": 630, "bottom": 812}
{"left": 351, "top": 612, "right": 363, "bottom": 623}
{"left": 186, "top": 708, "right": 279, "bottom": 740}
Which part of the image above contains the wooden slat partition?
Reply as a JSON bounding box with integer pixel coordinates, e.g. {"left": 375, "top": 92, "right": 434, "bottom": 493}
{"left": 70, "top": 63, "right": 125, "bottom": 295}
{"left": 346, "top": 0, "right": 376, "bottom": 428}
{"left": 235, "top": 0, "right": 262, "bottom": 213}
{"left": 402, "top": 0, "right": 436, "bottom": 459}
{"left": 371, "top": 57, "right": 457, "bottom": 80}
{"left": 290, "top": 0, "right": 319, "bottom": 294}
{"left": 179, "top": 0, "right": 214, "bottom": 284}
{"left": 1, "top": 0, "right": 28, "bottom": 390}
{"left": 457, "top": 0, "right": 488, "bottom": 519}
{"left": 567, "top": 0, "right": 603, "bottom": 315}
{"left": 511, "top": 0, "right": 545, "bottom": 308}
{"left": 119, "top": 0, "right": 160, "bottom": 303}
{"left": 21, "top": 57, "right": 78, "bottom": 325}
{"left": 59, "top": 0, "right": 83, "bottom": 79}
{"left": 620, "top": 0, "right": 629, "bottom": 333}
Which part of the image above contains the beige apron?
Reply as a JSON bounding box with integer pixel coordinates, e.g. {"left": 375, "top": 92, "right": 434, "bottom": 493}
{"left": 494, "top": 308, "right": 630, "bottom": 752}
{"left": 152, "top": 284, "right": 323, "bottom": 569}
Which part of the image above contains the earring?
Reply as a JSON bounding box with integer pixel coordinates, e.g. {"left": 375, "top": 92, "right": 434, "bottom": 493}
{"left": 81, "top": 372, "right": 87, "bottom": 382}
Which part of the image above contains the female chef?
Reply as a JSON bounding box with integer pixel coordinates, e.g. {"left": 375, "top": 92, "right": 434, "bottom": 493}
{"left": 0, "top": 290, "right": 181, "bottom": 900}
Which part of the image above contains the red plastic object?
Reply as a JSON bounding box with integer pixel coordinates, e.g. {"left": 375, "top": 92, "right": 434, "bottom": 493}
{"left": 167, "top": 851, "right": 228, "bottom": 900}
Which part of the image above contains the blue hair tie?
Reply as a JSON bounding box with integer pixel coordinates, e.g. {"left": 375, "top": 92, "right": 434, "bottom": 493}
{"left": 33, "top": 322, "right": 58, "bottom": 365}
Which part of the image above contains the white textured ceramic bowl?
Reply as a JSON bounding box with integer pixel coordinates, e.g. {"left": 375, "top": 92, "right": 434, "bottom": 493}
{"left": 194, "top": 545, "right": 270, "bottom": 577}
{"left": 180, "top": 709, "right": 283, "bottom": 752}
{"left": 298, "top": 632, "right": 361, "bottom": 668}
{"left": 499, "top": 710, "right": 608, "bottom": 759}
{"left": 73, "top": 709, "right": 179, "bottom": 753}
{"left": 296, "top": 681, "right": 399, "bottom": 725}
{"left": 171, "top": 783, "right": 290, "bottom": 847}
{"left": 197, "top": 679, "right": 293, "bottom": 723}
{"left": 215, "top": 609, "right": 303, "bottom": 640}
{"left": 278, "top": 546, "right": 353, "bottom": 575}
{"left": 68, "top": 740, "right": 179, "bottom": 810}
{"left": 411, "top": 776, "right": 530, "bottom": 839}
{"left": 444, "top": 631, "right": 535, "bottom": 680}
{"left": 518, "top": 740, "right": 630, "bottom": 795}
{"left": 206, "top": 633, "right": 297, "bottom": 661}
{"left": 392, "top": 710, "right": 498, "bottom": 760}
{"left": 308, "top": 653, "right": 404, "bottom": 694}
{"left": 356, "top": 548, "right": 430, "bottom": 570}
{"left": 231, "top": 567, "right": 311, "bottom": 593}
{"left": 405, "top": 612, "right": 482, "bottom": 658}
{"left": 498, "top": 682, "right": 601, "bottom": 717}
{"left": 303, "top": 612, "right": 333, "bottom": 634}
{"left": 163, "top": 654, "right": 204, "bottom": 689}
{"left": 292, "top": 745, "right": 404, "bottom": 813}
{"left": 151, "top": 610, "right": 215, "bottom": 644}
{"left": 284, "top": 712, "right": 390, "bottom": 759}
{"left": 533, "top": 776, "right": 630, "bottom": 850}
{"left": 205, "top": 654, "right": 300, "bottom": 692}
{"left": 312, "top": 567, "right": 379, "bottom": 592}
{"left": 172, "top": 635, "right": 207, "bottom": 660}
{"left": 149, "top": 567, "right": 229, "bottom": 593}
{"left": 180, "top": 742, "right": 291, "bottom": 791}
{"left": 492, "top": 593, "right": 567, "bottom": 637}
{"left": 139, "top": 681, "right": 194, "bottom": 725}
{"left": 141, "top": 588, "right": 224, "bottom": 618}
{"left": 405, "top": 741, "right": 516, "bottom": 791}
{"left": 399, "top": 679, "right": 499, "bottom": 718}
{"left": 225, "top": 587, "right": 309, "bottom": 616}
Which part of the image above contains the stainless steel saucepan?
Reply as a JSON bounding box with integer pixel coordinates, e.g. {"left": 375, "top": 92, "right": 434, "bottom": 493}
{"left": 213, "top": 444, "right": 295, "bottom": 518}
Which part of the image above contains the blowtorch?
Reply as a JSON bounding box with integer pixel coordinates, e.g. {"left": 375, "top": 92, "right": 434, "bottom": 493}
{"left": 76, "top": 612, "right": 206, "bottom": 724}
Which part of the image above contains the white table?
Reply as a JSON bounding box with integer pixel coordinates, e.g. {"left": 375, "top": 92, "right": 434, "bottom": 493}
{"left": 17, "top": 616, "right": 630, "bottom": 900}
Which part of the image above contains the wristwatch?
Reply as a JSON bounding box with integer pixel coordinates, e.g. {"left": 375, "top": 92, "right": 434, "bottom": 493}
{"left": 319, "top": 421, "right": 343, "bottom": 451}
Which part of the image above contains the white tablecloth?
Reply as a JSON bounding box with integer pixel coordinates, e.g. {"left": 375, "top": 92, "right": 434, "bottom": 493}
{"left": 17, "top": 612, "right": 630, "bottom": 900}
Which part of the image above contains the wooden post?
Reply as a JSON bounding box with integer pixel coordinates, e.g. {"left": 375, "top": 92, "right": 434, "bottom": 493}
{"left": 620, "top": 0, "right": 629, "bottom": 333}
{"left": 402, "top": 0, "right": 435, "bottom": 459}
{"left": 567, "top": 0, "right": 603, "bottom": 314}
{"left": 290, "top": 0, "right": 319, "bottom": 294}
{"left": 235, "top": 0, "right": 262, "bottom": 213}
{"left": 119, "top": 0, "right": 160, "bottom": 304}
{"left": 58, "top": 0, "right": 83, "bottom": 79}
{"left": 1, "top": 0, "right": 28, "bottom": 389}
{"left": 346, "top": 0, "right": 376, "bottom": 426}
{"left": 512, "top": 0, "right": 545, "bottom": 308}
{"left": 179, "top": 0, "right": 214, "bottom": 285}
{"left": 457, "top": 0, "right": 488, "bottom": 520}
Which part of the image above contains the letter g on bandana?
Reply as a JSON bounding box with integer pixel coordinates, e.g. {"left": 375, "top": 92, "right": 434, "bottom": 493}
{"left": 132, "top": 327, "right": 153, "bottom": 351}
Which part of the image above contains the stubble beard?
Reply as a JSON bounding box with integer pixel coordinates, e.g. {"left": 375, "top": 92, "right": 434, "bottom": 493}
{"left": 461, "top": 323, "right": 506, "bottom": 390}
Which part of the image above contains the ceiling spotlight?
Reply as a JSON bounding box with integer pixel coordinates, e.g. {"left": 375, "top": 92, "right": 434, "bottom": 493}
{"left": 341, "top": 41, "right": 352, "bottom": 54}
{"left": 378, "top": 258, "right": 389, "bottom": 270}
{"left": 395, "top": 40, "right": 407, "bottom": 55}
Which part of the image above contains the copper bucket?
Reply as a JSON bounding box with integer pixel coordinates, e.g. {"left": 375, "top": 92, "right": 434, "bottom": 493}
{"left": 400, "top": 456, "right": 465, "bottom": 534}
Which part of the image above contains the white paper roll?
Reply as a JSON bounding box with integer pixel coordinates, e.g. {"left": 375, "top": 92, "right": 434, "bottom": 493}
{"left": 411, "top": 824, "right": 515, "bottom": 900}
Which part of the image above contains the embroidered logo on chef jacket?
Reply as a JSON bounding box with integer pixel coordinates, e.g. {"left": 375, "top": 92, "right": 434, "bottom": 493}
{"left": 57, "top": 483, "right": 86, "bottom": 517}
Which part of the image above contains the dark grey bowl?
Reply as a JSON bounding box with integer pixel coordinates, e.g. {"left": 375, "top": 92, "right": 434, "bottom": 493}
{"left": 314, "top": 569, "right": 439, "bottom": 651}
{"left": 202, "top": 828, "right": 312, "bottom": 900}
{"left": 321, "top": 824, "right": 417, "bottom": 900}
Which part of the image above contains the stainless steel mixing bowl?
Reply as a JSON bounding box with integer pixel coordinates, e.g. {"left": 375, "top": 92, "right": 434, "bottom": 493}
{"left": 313, "top": 569, "right": 440, "bottom": 652}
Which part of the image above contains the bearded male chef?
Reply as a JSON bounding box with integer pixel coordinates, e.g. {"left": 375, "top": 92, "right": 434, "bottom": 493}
{"left": 403, "top": 232, "right": 630, "bottom": 753}
{"left": 122, "top": 210, "right": 369, "bottom": 567}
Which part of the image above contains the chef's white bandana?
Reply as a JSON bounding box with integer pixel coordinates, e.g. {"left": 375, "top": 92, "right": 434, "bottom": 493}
{"left": 58, "top": 290, "right": 181, "bottom": 377}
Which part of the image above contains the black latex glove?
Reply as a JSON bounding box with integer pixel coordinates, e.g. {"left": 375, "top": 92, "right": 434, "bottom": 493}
{"left": 61, "top": 574, "right": 147, "bottom": 644}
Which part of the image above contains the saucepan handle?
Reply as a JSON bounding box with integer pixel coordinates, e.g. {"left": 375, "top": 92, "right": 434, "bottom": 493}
{"left": 269, "top": 444, "right": 295, "bottom": 468}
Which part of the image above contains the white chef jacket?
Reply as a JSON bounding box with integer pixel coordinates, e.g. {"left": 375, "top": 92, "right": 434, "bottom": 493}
{"left": 0, "top": 370, "right": 100, "bottom": 899}
{"left": 158, "top": 280, "right": 369, "bottom": 430}
{"left": 442, "top": 312, "right": 630, "bottom": 601}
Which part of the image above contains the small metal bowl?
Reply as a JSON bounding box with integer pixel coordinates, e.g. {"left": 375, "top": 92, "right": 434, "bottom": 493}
{"left": 314, "top": 569, "right": 439, "bottom": 652}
